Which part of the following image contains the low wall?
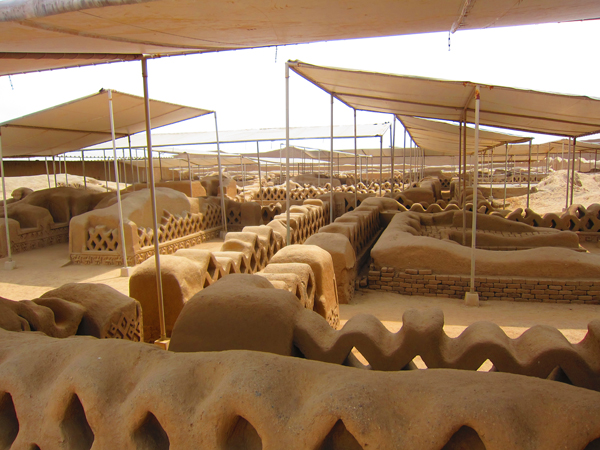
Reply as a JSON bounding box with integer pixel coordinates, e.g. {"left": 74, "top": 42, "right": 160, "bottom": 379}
{"left": 367, "top": 267, "right": 600, "bottom": 304}
{"left": 368, "top": 210, "right": 600, "bottom": 302}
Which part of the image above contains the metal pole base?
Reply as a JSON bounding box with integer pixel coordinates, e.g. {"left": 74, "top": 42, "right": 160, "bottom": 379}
{"left": 120, "top": 266, "right": 133, "bottom": 277}
{"left": 154, "top": 338, "right": 170, "bottom": 350}
{"left": 464, "top": 291, "right": 480, "bottom": 307}
{"left": 4, "top": 259, "right": 16, "bottom": 270}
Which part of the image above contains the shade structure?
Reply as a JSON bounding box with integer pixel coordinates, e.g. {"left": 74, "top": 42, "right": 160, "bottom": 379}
{"left": 288, "top": 61, "right": 600, "bottom": 138}
{"left": 0, "top": 90, "right": 212, "bottom": 158}
{"left": 2, "top": 0, "right": 600, "bottom": 76}
{"left": 129, "top": 151, "right": 257, "bottom": 168}
{"left": 398, "top": 115, "right": 531, "bottom": 155}
{"left": 85, "top": 124, "right": 391, "bottom": 151}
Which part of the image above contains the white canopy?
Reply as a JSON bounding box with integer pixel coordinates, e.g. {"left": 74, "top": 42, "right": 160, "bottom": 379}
{"left": 288, "top": 61, "right": 600, "bottom": 138}
{"left": 398, "top": 115, "right": 531, "bottom": 155}
{"left": 1, "top": 0, "right": 600, "bottom": 76}
{"left": 0, "top": 90, "right": 212, "bottom": 157}
{"left": 85, "top": 123, "right": 391, "bottom": 150}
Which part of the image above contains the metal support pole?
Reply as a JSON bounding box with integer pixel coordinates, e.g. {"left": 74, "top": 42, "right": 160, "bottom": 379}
{"left": 141, "top": 57, "right": 167, "bottom": 341}
{"left": 214, "top": 112, "right": 228, "bottom": 234}
{"left": 536, "top": 144, "right": 540, "bottom": 183}
{"left": 186, "top": 153, "right": 193, "bottom": 196}
{"left": 390, "top": 115, "right": 396, "bottom": 198}
{"left": 570, "top": 138, "right": 577, "bottom": 206}
{"left": 353, "top": 109, "right": 358, "bottom": 209}
{"left": 63, "top": 154, "right": 68, "bottom": 186}
{"left": 256, "top": 142, "right": 263, "bottom": 206}
{"left": 379, "top": 135, "right": 383, "bottom": 197}
{"left": 158, "top": 151, "right": 163, "bottom": 182}
{"left": 103, "top": 150, "right": 108, "bottom": 189}
{"left": 285, "top": 63, "right": 291, "bottom": 244}
{"left": 81, "top": 151, "right": 87, "bottom": 189}
{"left": 468, "top": 86, "right": 481, "bottom": 302}
{"left": 489, "top": 148, "right": 493, "bottom": 199}
{"left": 52, "top": 155, "right": 57, "bottom": 187}
{"left": 0, "top": 131, "right": 16, "bottom": 269}
{"left": 458, "top": 121, "right": 462, "bottom": 198}
{"left": 45, "top": 158, "right": 51, "bottom": 189}
{"left": 330, "top": 93, "right": 334, "bottom": 222}
{"left": 402, "top": 129, "right": 406, "bottom": 191}
{"left": 318, "top": 149, "right": 320, "bottom": 188}
{"left": 462, "top": 118, "right": 467, "bottom": 196}
{"left": 503, "top": 143, "right": 508, "bottom": 209}
{"left": 526, "top": 139, "right": 532, "bottom": 209}
{"left": 127, "top": 136, "right": 134, "bottom": 185}
{"left": 240, "top": 155, "right": 245, "bottom": 197}
{"left": 107, "top": 90, "right": 130, "bottom": 275}
{"left": 565, "top": 138, "right": 572, "bottom": 210}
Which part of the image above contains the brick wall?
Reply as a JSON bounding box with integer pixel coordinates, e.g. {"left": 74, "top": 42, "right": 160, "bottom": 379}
{"left": 366, "top": 266, "right": 600, "bottom": 304}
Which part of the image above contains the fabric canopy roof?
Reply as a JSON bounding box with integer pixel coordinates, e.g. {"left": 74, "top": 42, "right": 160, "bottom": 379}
{"left": 129, "top": 152, "right": 256, "bottom": 168}
{"left": 398, "top": 115, "right": 531, "bottom": 155}
{"left": 1, "top": 0, "right": 600, "bottom": 76}
{"left": 85, "top": 123, "right": 390, "bottom": 150}
{"left": 0, "top": 90, "right": 212, "bottom": 157}
{"left": 288, "top": 61, "right": 600, "bottom": 138}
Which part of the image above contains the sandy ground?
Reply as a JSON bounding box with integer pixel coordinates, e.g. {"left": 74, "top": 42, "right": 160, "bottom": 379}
{"left": 506, "top": 169, "right": 600, "bottom": 214}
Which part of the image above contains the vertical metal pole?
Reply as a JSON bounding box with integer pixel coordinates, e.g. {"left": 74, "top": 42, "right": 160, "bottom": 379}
{"left": 158, "top": 151, "right": 163, "bottom": 182}
{"left": 458, "top": 121, "right": 462, "bottom": 198}
{"left": 103, "top": 150, "right": 108, "bottom": 189}
{"left": 570, "top": 138, "right": 577, "bottom": 206}
{"left": 489, "top": 148, "right": 493, "bottom": 199}
{"left": 0, "top": 131, "right": 15, "bottom": 269}
{"left": 45, "top": 158, "right": 51, "bottom": 189}
{"left": 63, "top": 154, "right": 68, "bottom": 186}
{"left": 318, "top": 149, "right": 320, "bottom": 188}
{"left": 330, "top": 93, "right": 334, "bottom": 222}
{"left": 240, "top": 155, "right": 245, "bottom": 197}
{"left": 462, "top": 118, "right": 467, "bottom": 196}
{"left": 561, "top": 142, "right": 565, "bottom": 171}
{"left": 402, "top": 129, "right": 406, "bottom": 190}
{"left": 214, "top": 112, "right": 228, "bottom": 234}
{"left": 353, "top": 109, "right": 358, "bottom": 209}
{"left": 390, "top": 116, "right": 396, "bottom": 198}
{"left": 52, "top": 155, "right": 57, "bottom": 187}
{"left": 285, "top": 63, "right": 291, "bottom": 244}
{"left": 379, "top": 135, "right": 383, "bottom": 197}
{"left": 536, "top": 144, "right": 540, "bottom": 183}
{"left": 81, "top": 150, "right": 87, "bottom": 189}
{"left": 565, "top": 137, "right": 571, "bottom": 210}
{"left": 107, "top": 90, "right": 130, "bottom": 274}
{"left": 526, "top": 139, "right": 532, "bottom": 209}
{"left": 469, "top": 86, "right": 481, "bottom": 297}
{"left": 141, "top": 57, "right": 167, "bottom": 341}
{"left": 256, "top": 142, "right": 263, "bottom": 205}
{"left": 186, "top": 153, "right": 193, "bottom": 196}
{"left": 128, "top": 137, "right": 135, "bottom": 185}
{"left": 503, "top": 143, "right": 508, "bottom": 209}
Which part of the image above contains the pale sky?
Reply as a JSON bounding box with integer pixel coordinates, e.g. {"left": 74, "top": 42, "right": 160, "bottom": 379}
{"left": 1, "top": 19, "right": 599, "bottom": 154}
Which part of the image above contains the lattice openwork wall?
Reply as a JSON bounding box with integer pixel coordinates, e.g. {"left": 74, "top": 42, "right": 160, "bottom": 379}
{"left": 73, "top": 203, "right": 222, "bottom": 266}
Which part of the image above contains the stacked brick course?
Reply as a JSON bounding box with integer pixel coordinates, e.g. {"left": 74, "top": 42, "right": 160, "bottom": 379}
{"left": 366, "top": 266, "right": 600, "bottom": 304}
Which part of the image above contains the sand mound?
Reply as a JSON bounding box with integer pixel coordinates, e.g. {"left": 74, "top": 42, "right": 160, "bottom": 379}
{"left": 3, "top": 174, "right": 117, "bottom": 197}
{"left": 507, "top": 169, "right": 600, "bottom": 215}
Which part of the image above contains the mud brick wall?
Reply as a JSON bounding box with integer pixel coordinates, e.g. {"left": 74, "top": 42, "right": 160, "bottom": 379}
{"left": 367, "top": 266, "right": 600, "bottom": 304}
